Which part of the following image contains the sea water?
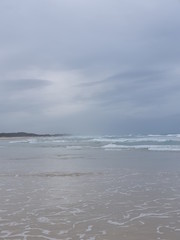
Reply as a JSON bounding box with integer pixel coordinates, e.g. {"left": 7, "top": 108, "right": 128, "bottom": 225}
{"left": 0, "top": 134, "right": 180, "bottom": 239}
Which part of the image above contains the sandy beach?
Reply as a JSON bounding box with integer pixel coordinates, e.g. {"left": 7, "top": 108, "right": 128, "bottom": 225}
{"left": 1, "top": 136, "right": 180, "bottom": 239}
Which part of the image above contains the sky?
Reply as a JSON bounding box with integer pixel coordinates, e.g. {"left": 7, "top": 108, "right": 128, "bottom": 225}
{"left": 0, "top": 0, "right": 180, "bottom": 135}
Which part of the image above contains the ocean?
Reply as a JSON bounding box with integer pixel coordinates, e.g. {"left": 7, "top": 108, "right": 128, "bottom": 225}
{"left": 0, "top": 134, "right": 180, "bottom": 239}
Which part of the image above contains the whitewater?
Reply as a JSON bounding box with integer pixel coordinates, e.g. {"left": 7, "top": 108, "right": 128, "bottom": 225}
{"left": 2, "top": 134, "right": 180, "bottom": 151}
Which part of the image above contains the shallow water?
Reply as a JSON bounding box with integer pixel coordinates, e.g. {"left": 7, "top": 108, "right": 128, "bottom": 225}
{"left": 0, "top": 136, "right": 180, "bottom": 239}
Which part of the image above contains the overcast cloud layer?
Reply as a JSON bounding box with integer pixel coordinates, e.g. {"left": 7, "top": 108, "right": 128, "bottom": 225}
{"left": 0, "top": 0, "right": 180, "bottom": 134}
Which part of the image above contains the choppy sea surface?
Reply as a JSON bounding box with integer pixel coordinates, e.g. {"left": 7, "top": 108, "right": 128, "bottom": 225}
{"left": 1, "top": 134, "right": 180, "bottom": 240}
{"left": 2, "top": 134, "right": 180, "bottom": 151}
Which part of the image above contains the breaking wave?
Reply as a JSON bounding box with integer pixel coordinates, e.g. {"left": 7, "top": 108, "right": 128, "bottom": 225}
{"left": 2, "top": 134, "right": 180, "bottom": 151}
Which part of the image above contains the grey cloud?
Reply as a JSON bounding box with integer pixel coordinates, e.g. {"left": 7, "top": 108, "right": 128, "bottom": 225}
{"left": 78, "top": 69, "right": 166, "bottom": 88}
{"left": 0, "top": 0, "right": 180, "bottom": 133}
{"left": 2, "top": 79, "right": 52, "bottom": 91}
{"left": 0, "top": 0, "right": 179, "bottom": 72}
{"left": 74, "top": 67, "right": 180, "bottom": 121}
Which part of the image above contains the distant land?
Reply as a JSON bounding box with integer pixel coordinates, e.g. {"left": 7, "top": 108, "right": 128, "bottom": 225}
{"left": 0, "top": 132, "right": 70, "bottom": 138}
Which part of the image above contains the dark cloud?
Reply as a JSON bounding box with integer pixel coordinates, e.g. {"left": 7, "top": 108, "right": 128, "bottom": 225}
{"left": 2, "top": 79, "right": 52, "bottom": 91}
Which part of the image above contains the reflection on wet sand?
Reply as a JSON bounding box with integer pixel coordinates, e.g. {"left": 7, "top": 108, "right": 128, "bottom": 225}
{"left": 1, "top": 169, "right": 180, "bottom": 240}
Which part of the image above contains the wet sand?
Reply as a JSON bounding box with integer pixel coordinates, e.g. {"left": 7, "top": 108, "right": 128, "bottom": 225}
{"left": 0, "top": 143, "right": 180, "bottom": 239}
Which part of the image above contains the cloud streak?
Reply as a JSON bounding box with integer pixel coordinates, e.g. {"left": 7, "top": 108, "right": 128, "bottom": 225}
{"left": 2, "top": 79, "right": 52, "bottom": 91}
